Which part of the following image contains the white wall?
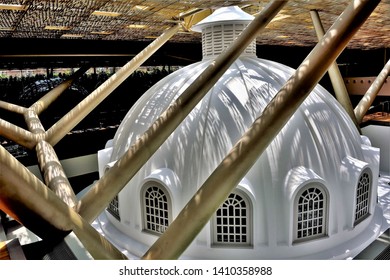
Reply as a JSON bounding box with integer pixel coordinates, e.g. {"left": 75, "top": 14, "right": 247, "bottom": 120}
{"left": 27, "top": 154, "right": 98, "bottom": 181}
{"left": 362, "top": 125, "right": 390, "bottom": 174}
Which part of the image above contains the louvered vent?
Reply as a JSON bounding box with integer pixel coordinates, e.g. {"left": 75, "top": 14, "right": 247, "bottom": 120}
{"left": 201, "top": 23, "right": 256, "bottom": 59}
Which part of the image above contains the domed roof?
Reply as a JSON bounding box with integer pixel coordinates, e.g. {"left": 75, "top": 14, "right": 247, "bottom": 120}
{"left": 97, "top": 6, "right": 381, "bottom": 260}
{"left": 110, "top": 57, "right": 363, "bottom": 178}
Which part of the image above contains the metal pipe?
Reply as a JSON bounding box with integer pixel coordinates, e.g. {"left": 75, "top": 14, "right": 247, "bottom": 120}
{"left": 24, "top": 108, "right": 45, "bottom": 134}
{"left": 0, "top": 66, "right": 89, "bottom": 146}
{"left": 76, "top": 0, "right": 288, "bottom": 223}
{"left": 142, "top": 0, "right": 381, "bottom": 260}
{"left": 36, "top": 140, "right": 78, "bottom": 208}
{"left": 0, "top": 145, "right": 127, "bottom": 260}
{"left": 310, "top": 9, "right": 361, "bottom": 132}
{"left": 23, "top": 68, "right": 89, "bottom": 205}
{"left": 45, "top": 24, "right": 180, "bottom": 146}
{"left": 0, "top": 118, "right": 40, "bottom": 149}
{"left": 0, "top": 100, "right": 26, "bottom": 115}
{"left": 177, "top": 8, "right": 204, "bottom": 20}
{"left": 354, "top": 58, "right": 390, "bottom": 123}
{"left": 30, "top": 65, "right": 90, "bottom": 115}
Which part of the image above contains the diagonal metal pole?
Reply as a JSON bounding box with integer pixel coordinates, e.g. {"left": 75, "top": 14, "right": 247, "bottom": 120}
{"left": 142, "top": 0, "right": 381, "bottom": 260}
{"left": 45, "top": 24, "right": 180, "bottom": 146}
{"left": 2, "top": 28, "right": 177, "bottom": 209}
{"left": 354, "top": 58, "right": 390, "bottom": 124}
{"left": 1, "top": 68, "right": 90, "bottom": 207}
{"left": 30, "top": 65, "right": 90, "bottom": 115}
{"left": 0, "top": 145, "right": 127, "bottom": 260}
{"left": 26, "top": 67, "right": 90, "bottom": 207}
{"left": 310, "top": 9, "right": 361, "bottom": 132}
{"left": 0, "top": 118, "right": 40, "bottom": 148}
{"left": 0, "top": 66, "right": 90, "bottom": 147}
{"left": 0, "top": 100, "right": 26, "bottom": 114}
{"left": 76, "top": 0, "right": 289, "bottom": 224}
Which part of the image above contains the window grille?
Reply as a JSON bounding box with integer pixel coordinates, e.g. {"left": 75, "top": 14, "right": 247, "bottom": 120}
{"left": 296, "top": 186, "right": 327, "bottom": 241}
{"left": 354, "top": 171, "right": 371, "bottom": 225}
{"left": 213, "top": 191, "right": 251, "bottom": 246}
{"left": 107, "top": 194, "right": 120, "bottom": 221}
{"left": 143, "top": 184, "right": 170, "bottom": 235}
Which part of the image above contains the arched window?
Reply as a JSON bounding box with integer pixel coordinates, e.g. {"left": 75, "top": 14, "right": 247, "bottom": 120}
{"left": 354, "top": 170, "right": 371, "bottom": 225}
{"left": 107, "top": 194, "right": 120, "bottom": 221}
{"left": 142, "top": 183, "right": 171, "bottom": 235}
{"left": 212, "top": 190, "right": 252, "bottom": 247}
{"left": 295, "top": 185, "right": 327, "bottom": 242}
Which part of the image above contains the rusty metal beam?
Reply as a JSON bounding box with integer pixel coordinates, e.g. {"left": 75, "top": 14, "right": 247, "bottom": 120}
{"left": 76, "top": 0, "right": 288, "bottom": 224}
{"left": 142, "top": 0, "right": 381, "bottom": 260}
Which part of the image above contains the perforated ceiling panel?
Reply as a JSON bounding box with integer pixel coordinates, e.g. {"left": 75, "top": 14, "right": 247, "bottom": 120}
{"left": 0, "top": 0, "right": 389, "bottom": 49}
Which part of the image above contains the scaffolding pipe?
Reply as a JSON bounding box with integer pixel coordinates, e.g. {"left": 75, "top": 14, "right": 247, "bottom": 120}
{"left": 24, "top": 109, "right": 45, "bottom": 134}
{"left": 354, "top": 58, "right": 390, "bottom": 124}
{"left": 0, "top": 145, "right": 127, "bottom": 260}
{"left": 142, "top": 0, "right": 381, "bottom": 260}
{"left": 36, "top": 140, "right": 78, "bottom": 208}
{"left": 0, "top": 66, "right": 90, "bottom": 146}
{"left": 310, "top": 9, "right": 361, "bottom": 132}
{"left": 77, "top": 0, "right": 288, "bottom": 223}
{"left": 45, "top": 24, "right": 180, "bottom": 146}
{"left": 1, "top": 70, "right": 88, "bottom": 208}
{"left": 0, "top": 100, "right": 26, "bottom": 115}
{"left": 30, "top": 65, "right": 90, "bottom": 115}
{"left": 0, "top": 118, "right": 39, "bottom": 149}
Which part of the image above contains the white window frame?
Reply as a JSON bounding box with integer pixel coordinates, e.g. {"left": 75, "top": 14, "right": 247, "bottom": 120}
{"left": 141, "top": 181, "right": 171, "bottom": 236}
{"left": 354, "top": 169, "right": 371, "bottom": 225}
{"left": 212, "top": 189, "right": 252, "bottom": 247}
{"left": 294, "top": 184, "right": 328, "bottom": 243}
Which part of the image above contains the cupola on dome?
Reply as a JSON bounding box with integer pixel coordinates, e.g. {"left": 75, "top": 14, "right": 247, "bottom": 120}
{"left": 96, "top": 6, "right": 382, "bottom": 259}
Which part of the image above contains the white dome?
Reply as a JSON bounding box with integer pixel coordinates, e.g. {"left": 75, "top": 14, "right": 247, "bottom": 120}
{"left": 96, "top": 7, "right": 382, "bottom": 260}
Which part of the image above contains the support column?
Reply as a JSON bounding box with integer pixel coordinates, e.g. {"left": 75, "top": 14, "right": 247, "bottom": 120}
{"left": 0, "top": 145, "right": 127, "bottom": 260}
{"left": 76, "top": 0, "right": 288, "bottom": 224}
{"left": 45, "top": 24, "right": 180, "bottom": 146}
{"left": 310, "top": 9, "right": 361, "bottom": 132}
{"left": 142, "top": 0, "right": 381, "bottom": 260}
{"left": 354, "top": 58, "right": 390, "bottom": 124}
